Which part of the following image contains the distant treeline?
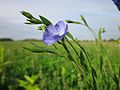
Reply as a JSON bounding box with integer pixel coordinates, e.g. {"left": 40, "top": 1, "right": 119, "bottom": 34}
{"left": 0, "top": 38, "right": 118, "bottom": 42}
{"left": 0, "top": 38, "right": 41, "bottom": 41}
{"left": 0, "top": 38, "right": 14, "bottom": 41}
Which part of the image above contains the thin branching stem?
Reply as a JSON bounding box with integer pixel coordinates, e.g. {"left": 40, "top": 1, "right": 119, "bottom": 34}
{"left": 65, "top": 37, "right": 80, "bottom": 58}
{"left": 72, "top": 39, "right": 92, "bottom": 69}
{"left": 53, "top": 44, "right": 58, "bottom": 49}
{"left": 61, "top": 38, "right": 91, "bottom": 86}
{"left": 82, "top": 23, "right": 114, "bottom": 76}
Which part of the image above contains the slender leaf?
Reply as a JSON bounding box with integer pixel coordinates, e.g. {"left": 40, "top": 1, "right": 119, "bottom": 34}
{"left": 80, "top": 15, "right": 89, "bottom": 27}
{"left": 24, "top": 22, "right": 33, "bottom": 24}
{"left": 23, "top": 47, "right": 57, "bottom": 54}
{"left": 65, "top": 20, "right": 82, "bottom": 24}
{"left": 66, "top": 32, "right": 74, "bottom": 39}
{"left": 61, "top": 38, "right": 74, "bottom": 61}
{"left": 100, "top": 56, "right": 103, "bottom": 72}
{"left": 92, "top": 67, "right": 98, "bottom": 90}
{"left": 26, "top": 18, "right": 42, "bottom": 24}
{"left": 92, "top": 67, "right": 97, "bottom": 78}
{"left": 23, "top": 46, "right": 64, "bottom": 58}
{"left": 39, "top": 15, "right": 52, "bottom": 26}
{"left": 21, "top": 11, "right": 34, "bottom": 19}
{"left": 17, "top": 79, "right": 28, "bottom": 89}
{"left": 38, "top": 25, "right": 46, "bottom": 32}
{"left": 21, "top": 11, "right": 42, "bottom": 25}
{"left": 112, "top": 74, "right": 119, "bottom": 86}
{"left": 79, "top": 51, "right": 88, "bottom": 72}
{"left": 24, "top": 75, "right": 34, "bottom": 84}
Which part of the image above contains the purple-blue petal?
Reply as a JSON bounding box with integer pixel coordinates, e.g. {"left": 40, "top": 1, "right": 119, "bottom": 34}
{"left": 43, "top": 21, "right": 68, "bottom": 45}
{"left": 112, "top": 0, "right": 120, "bottom": 6}
{"left": 55, "top": 21, "right": 68, "bottom": 36}
{"left": 46, "top": 25, "right": 59, "bottom": 36}
{"left": 43, "top": 30, "right": 58, "bottom": 45}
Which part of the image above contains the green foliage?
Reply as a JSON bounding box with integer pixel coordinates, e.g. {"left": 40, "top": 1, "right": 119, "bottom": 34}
{"left": 21, "top": 11, "right": 42, "bottom": 25}
{"left": 80, "top": 15, "right": 89, "bottom": 27}
{"left": 26, "top": 18, "right": 42, "bottom": 24}
{"left": 65, "top": 20, "right": 82, "bottom": 24}
{"left": 65, "top": 16, "right": 119, "bottom": 89}
{"left": 38, "top": 25, "right": 46, "bottom": 32}
{"left": 79, "top": 51, "right": 88, "bottom": 72}
{"left": 3, "top": 12, "right": 120, "bottom": 90}
{"left": 23, "top": 44, "right": 65, "bottom": 58}
{"left": 21, "top": 11, "right": 34, "bottom": 19}
{"left": 66, "top": 32, "right": 74, "bottom": 40}
{"left": 17, "top": 74, "right": 40, "bottom": 90}
{"left": 0, "top": 44, "right": 13, "bottom": 89}
{"left": 21, "top": 11, "right": 53, "bottom": 32}
{"left": 98, "top": 27, "right": 106, "bottom": 41}
{"left": 39, "top": 15, "right": 52, "bottom": 26}
{"left": 91, "top": 67, "right": 98, "bottom": 90}
{"left": 0, "top": 41, "right": 119, "bottom": 90}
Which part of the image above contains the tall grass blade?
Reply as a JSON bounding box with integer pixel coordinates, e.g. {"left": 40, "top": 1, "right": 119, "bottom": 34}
{"left": 79, "top": 51, "right": 88, "bottom": 72}
{"left": 23, "top": 46, "right": 65, "bottom": 58}
{"left": 92, "top": 67, "right": 98, "bottom": 90}
{"left": 113, "top": 74, "right": 119, "bottom": 89}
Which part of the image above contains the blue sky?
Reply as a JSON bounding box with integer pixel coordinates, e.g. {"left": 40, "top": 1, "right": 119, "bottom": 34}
{"left": 0, "top": 0, "right": 120, "bottom": 40}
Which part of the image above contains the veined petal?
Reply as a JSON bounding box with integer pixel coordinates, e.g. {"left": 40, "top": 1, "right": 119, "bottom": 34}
{"left": 43, "top": 20, "right": 68, "bottom": 46}
{"left": 55, "top": 21, "right": 68, "bottom": 36}
{"left": 46, "top": 25, "right": 59, "bottom": 36}
{"left": 43, "top": 30, "right": 58, "bottom": 45}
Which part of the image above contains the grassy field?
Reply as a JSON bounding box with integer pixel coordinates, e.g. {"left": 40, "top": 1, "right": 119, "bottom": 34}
{"left": 0, "top": 41, "right": 119, "bottom": 90}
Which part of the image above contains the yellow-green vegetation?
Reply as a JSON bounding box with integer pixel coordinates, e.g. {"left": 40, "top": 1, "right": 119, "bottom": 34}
{"left": 0, "top": 41, "right": 119, "bottom": 90}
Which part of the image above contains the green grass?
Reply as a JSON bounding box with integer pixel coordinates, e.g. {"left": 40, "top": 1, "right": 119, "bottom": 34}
{"left": 0, "top": 41, "right": 119, "bottom": 90}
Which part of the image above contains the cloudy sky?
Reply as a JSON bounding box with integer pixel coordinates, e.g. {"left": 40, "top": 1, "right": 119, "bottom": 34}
{"left": 0, "top": 0, "right": 120, "bottom": 40}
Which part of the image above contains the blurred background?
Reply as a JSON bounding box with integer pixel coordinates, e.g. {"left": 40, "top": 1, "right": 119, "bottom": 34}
{"left": 0, "top": 1, "right": 119, "bottom": 90}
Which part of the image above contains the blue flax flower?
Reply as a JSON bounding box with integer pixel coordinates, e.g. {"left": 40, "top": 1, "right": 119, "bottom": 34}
{"left": 112, "top": 0, "right": 120, "bottom": 10}
{"left": 43, "top": 21, "right": 68, "bottom": 45}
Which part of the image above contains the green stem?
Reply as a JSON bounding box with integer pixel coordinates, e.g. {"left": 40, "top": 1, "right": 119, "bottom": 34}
{"left": 72, "top": 39, "right": 92, "bottom": 69}
{"left": 0, "top": 44, "right": 4, "bottom": 73}
{"left": 83, "top": 24, "right": 114, "bottom": 76}
{"left": 99, "top": 43, "right": 114, "bottom": 75}
{"left": 61, "top": 38, "right": 90, "bottom": 85}
{"left": 53, "top": 44, "right": 58, "bottom": 49}
{"left": 65, "top": 37, "right": 80, "bottom": 58}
